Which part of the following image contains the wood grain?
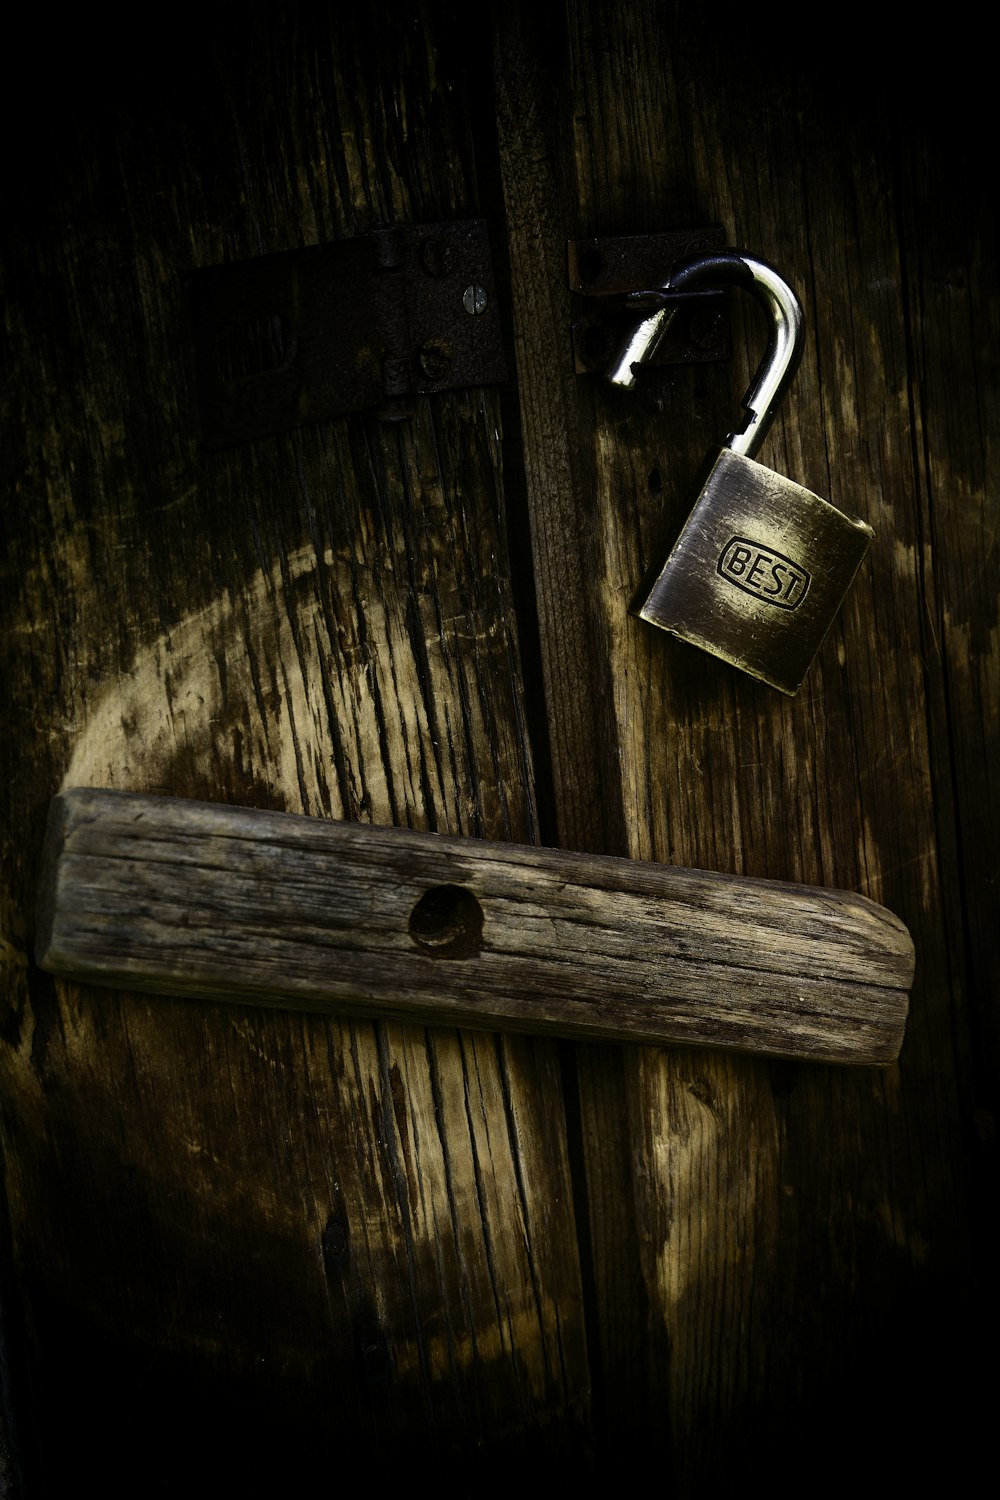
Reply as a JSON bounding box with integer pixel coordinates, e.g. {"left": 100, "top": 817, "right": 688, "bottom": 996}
{"left": 0, "top": 6, "right": 591, "bottom": 1491}
{"left": 493, "top": 0, "right": 997, "bottom": 1483}
{"left": 37, "top": 788, "right": 914, "bottom": 1063}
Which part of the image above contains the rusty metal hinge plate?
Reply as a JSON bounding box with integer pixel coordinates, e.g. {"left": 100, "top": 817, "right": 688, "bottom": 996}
{"left": 568, "top": 227, "right": 731, "bottom": 374}
{"left": 191, "top": 220, "right": 507, "bottom": 448}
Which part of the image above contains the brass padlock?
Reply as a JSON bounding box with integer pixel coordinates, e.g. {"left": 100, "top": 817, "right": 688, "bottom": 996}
{"left": 608, "top": 250, "right": 873, "bottom": 695}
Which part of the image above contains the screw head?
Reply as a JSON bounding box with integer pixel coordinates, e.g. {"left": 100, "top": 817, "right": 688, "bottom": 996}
{"left": 463, "top": 284, "right": 488, "bottom": 316}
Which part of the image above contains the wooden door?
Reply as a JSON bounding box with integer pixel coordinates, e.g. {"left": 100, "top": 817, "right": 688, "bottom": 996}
{"left": 1, "top": 4, "right": 995, "bottom": 1493}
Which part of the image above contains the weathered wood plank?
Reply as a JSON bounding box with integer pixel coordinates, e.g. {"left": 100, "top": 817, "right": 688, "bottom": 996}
{"left": 493, "top": 0, "right": 996, "bottom": 1483}
{"left": 36, "top": 787, "right": 914, "bottom": 1062}
{"left": 0, "top": 5, "right": 591, "bottom": 1490}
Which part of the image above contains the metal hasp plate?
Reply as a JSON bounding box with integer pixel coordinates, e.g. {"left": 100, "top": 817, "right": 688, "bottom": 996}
{"left": 191, "top": 221, "right": 507, "bottom": 448}
{"left": 568, "top": 227, "right": 732, "bottom": 373}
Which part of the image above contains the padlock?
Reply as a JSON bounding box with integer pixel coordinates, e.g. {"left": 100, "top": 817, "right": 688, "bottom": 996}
{"left": 607, "top": 250, "right": 874, "bottom": 695}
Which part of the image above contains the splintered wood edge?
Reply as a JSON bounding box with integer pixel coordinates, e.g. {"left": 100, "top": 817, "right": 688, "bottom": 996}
{"left": 35, "top": 788, "right": 915, "bottom": 1065}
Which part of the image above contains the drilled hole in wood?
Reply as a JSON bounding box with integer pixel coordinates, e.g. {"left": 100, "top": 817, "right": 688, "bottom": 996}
{"left": 409, "top": 884, "right": 483, "bottom": 958}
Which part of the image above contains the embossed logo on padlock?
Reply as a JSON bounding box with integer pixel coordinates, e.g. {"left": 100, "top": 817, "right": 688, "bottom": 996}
{"left": 717, "top": 538, "right": 810, "bottom": 608}
{"left": 608, "top": 251, "right": 874, "bottom": 695}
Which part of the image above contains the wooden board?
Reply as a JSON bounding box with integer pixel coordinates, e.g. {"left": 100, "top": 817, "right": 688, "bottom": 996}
{"left": 0, "top": 7, "right": 590, "bottom": 1491}
{"left": 493, "top": 0, "right": 997, "bottom": 1483}
{"left": 36, "top": 788, "right": 913, "bottom": 1062}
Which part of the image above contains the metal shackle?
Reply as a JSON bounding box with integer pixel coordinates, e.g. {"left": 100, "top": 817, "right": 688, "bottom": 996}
{"left": 606, "top": 250, "right": 805, "bottom": 461}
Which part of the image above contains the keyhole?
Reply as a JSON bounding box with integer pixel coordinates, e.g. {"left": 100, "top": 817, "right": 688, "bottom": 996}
{"left": 409, "top": 884, "right": 483, "bottom": 959}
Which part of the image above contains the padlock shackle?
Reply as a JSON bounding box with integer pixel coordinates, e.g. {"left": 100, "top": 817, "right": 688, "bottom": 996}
{"left": 606, "top": 249, "right": 805, "bottom": 460}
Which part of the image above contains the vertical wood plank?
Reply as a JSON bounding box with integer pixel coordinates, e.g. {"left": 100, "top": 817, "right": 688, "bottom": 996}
{"left": 493, "top": 0, "right": 996, "bottom": 1484}
{"left": 0, "top": 5, "right": 590, "bottom": 1490}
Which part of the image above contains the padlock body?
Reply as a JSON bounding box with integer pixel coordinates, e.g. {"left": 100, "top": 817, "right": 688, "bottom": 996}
{"left": 634, "top": 447, "right": 874, "bottom": 694}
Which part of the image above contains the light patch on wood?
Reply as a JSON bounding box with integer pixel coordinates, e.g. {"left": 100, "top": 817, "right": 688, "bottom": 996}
{"left": 58, "top": 541, "right": 480, "bottom": 830}
{"left": 945, "top": 609, "right": 1000, "bottom": 673}
{"left": 644, "top": 1053, "right": 762, "bottom": 1314}
{"left": 651, "top": 1089, "right": 724, "bottom": 1310}
{"left": 320, "top": 1023, "right": 567, "bottom": 1402}
{"left": 892, "top": 534, "right": 919, "bottom": 582}
{"left": 61, "top": 542, "right": 323, "bottom": 800}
